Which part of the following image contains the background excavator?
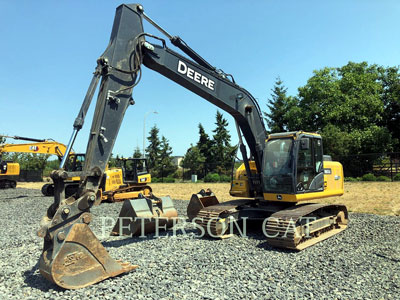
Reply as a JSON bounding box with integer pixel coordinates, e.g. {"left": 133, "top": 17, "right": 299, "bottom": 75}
{"left": 0, "top": 135, "right": 82, "bottom": 193}
{"left": 36, "top": 4, "right": 347, "bottom": 289}
{"left": 0, "top": 135, "right": 152, "bottom": 201}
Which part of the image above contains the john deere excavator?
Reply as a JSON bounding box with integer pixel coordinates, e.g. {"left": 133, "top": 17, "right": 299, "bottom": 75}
{"left": 37, "top": 4, "right": 347, "bottom": 289}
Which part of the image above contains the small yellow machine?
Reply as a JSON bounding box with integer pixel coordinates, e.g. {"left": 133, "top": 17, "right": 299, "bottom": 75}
{"left": 99, "top": 157, "right": 152, "bottom": 202}
{"left": 0, "top": 161, "right": 20, "bottom": 188}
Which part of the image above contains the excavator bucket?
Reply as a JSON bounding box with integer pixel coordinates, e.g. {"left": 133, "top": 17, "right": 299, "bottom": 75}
{"left": 39, "top": 222, "right": 137, "bottom": 289}
{"left": 187, "top": 189, "right": 220, "bottom": 221}
{"left": 111, "top": 195, "right": 178, "bottom": 236}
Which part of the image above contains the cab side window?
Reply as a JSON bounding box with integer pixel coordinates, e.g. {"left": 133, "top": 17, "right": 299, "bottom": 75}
{"left": 297, "top": 138, "right": 315, "bottom": 191}
{"left": 314, "top": 138, "right": 323, "bottom": 173}
{"left": 296, "top": 137, "right": 324, "bottom": 192}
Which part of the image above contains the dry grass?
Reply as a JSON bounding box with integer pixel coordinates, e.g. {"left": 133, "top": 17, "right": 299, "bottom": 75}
{"left": 314, "top": 181, "right": 400, "bottom": 216}
{"left": 17, "top": 181, "right": 400, "bottom": 216}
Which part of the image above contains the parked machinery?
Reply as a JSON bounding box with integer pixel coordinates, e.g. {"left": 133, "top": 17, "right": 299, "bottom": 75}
{"left": 0, "top": 135, "right": 50, "bottom": 189}
{"left": 101, "top": 157, "right": 152, "bottom": 202}
{"left": 0, "top": 135, "right": 82, "bottom": 194}
{"left": 0, "top": 135, "right": 153, "bottom": 200}
{"left": 37, "top": 4, "right": 346, "bottom": 289}
{"left": 0, "top": 160, "right": 19, "bottom": 188}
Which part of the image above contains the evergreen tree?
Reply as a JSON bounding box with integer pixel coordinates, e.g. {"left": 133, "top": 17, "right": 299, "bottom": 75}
{"left": 264, "top": 77, "right": 290, "bottom": 133}
{"left": 133, "top": 147, "right": 142, "bottom": 158}
{"left": 145, "top": 125, "right": 176, "bottom": 178}
{"left": 196, "top": 123, "right": 214, "bottom": 173}
{"left": 211, "top": 111, "right": 237, "bottom": 174}
{"left": 146, "top": 125, "right": 161, "bottom": 174}
{"left": 158, "top": 136, "right": 177, "bottom": 177}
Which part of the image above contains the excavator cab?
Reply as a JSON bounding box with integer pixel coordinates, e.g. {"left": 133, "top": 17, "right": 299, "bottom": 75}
{"left": 262, "top": 132, "right": 343, "bottom": 202}
{"left": 64, "top": 153, "right": 86, "bottom": 172}
{"left": 116, "top": 157, "right": 151, "bottom": 184}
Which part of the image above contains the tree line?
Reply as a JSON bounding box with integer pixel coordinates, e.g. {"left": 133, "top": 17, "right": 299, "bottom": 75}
{"left": 2, "top": 61, "right": 398, "bottom": 178}
{"left": 120, "top": 110, "right": 238, "bottom": 181}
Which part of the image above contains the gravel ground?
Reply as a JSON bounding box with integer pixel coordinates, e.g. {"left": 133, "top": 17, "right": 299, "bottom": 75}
{"left": 0, "top": 188, "right": 399, "bottom": 299}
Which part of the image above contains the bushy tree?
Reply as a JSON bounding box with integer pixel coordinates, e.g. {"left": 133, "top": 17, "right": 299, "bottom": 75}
{"left": 288, "top": 62, "right": 394, "bottom": 159}
{"left": 6, "top": 153, "right": 49, "bottom": 170}
{"left": 181, "top": 145, "right": 205, "bottom": 176}
{"left": 378, "top": 66, "right": 400, "bottom": 148}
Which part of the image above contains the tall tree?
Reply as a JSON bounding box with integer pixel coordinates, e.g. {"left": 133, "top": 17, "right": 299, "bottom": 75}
{"left": 211, "top": 111, "right": 237, "bottom": 174}
{"left": 196, "top": 123, "right": 214, "bottom": 173}
{"left": 264, "top": 77, "right": 291, "bottom": 133}
{"left": 146, "top": 125, "right": 161, "bottom": 174}
{"left": 133, "top": 147, "right": 142, "bottom": 158}
{"left": 158, "top": 136, "right": 176, "bottom": 177}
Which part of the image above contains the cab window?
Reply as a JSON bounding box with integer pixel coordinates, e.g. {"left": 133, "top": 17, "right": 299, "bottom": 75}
{"left": 263, "top": 138, "right": 295, "bottom": 193}
{"left": 296, "top": 137, "right": 324, "bottom": 192}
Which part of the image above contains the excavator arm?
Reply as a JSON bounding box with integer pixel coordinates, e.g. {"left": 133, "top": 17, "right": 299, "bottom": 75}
{"left": 0, "top": 141, "right": 68, "bottom": 158}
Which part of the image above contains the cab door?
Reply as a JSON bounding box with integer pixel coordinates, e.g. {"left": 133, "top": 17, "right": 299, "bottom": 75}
{"left": 296, "top": 137, "right": 324, "bottom": 192}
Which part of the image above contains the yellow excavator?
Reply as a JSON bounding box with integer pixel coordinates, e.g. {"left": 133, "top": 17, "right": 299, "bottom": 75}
{"left": 36, "top": 4, "right": 347, "bottom": 289}
{"left": 0, "top": 135, "right": 152, "bottom": 201}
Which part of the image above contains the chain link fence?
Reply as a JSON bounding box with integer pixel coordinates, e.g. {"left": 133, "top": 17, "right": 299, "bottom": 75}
{"left": 336, "top": 152, "right": 400, "bottom": 180}
{"left": 19, "top": 169, "right": 43, "bottom": 182}
{"left": 178, "top": 162, "right": 237, "bottom": 182}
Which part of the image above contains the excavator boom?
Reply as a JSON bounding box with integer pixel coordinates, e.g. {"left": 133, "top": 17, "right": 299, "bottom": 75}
{"left": 0, "top": 141, "right": 68, "bottom": 157}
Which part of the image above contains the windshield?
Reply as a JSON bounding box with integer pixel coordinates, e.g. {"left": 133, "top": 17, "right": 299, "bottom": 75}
{"left": 263, "top": 138, "right": 294, "bottom": 194}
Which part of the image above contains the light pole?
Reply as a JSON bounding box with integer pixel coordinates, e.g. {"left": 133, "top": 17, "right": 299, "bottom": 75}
{"left": 143, "top": 111, "right": 158, "bottom": 158}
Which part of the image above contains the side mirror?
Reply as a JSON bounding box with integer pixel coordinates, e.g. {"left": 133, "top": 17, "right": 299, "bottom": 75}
{"left": 300, "top": 138, "right": 310, "bottom": 150}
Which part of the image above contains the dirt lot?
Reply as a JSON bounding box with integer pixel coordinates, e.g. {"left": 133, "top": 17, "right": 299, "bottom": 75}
{"left": 17, "top": 181, "right": 400, "bottom": 216}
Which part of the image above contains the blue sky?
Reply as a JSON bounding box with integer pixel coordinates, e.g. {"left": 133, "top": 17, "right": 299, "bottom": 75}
{"left": 1, "top": 0, "right": 399, "bottom": 157}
